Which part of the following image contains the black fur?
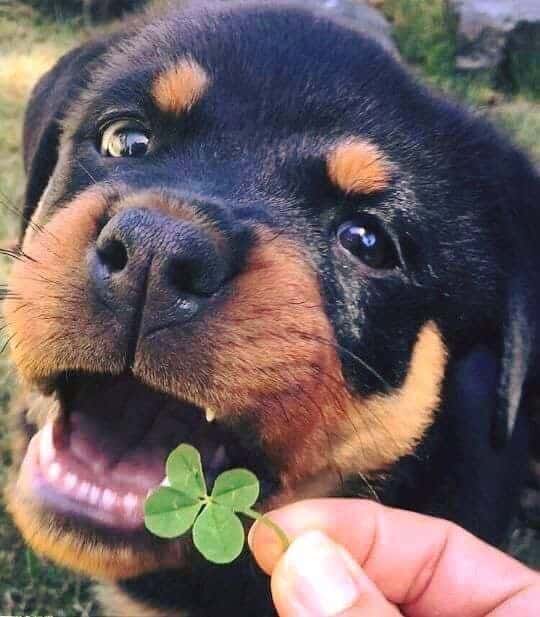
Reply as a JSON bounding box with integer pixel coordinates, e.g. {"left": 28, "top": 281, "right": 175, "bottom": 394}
{"left": 15, "top": 2, "right": 540, "bottom": 614}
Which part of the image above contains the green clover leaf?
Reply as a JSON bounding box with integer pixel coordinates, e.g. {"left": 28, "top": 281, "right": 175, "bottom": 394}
{"left": 144, "top": 487, "right": 202, "bottom": 538}
{"left": 193, "top": 503, "right": 245, "bottom": 564}
{"left": 144, "top": 443, "right": 289, "bottom": 565}
{"left": 166, "top": 443, "right": 207, "bottom": 498}
{"left": 211, "top": 469, "right": 259, "bottom": 511}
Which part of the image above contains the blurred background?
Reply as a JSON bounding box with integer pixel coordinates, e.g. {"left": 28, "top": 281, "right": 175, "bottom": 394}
{"left": 0, "top": 1, "right": 538, "bottom": 614}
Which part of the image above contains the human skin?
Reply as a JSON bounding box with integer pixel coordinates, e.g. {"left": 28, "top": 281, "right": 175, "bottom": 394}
{"left": 248, "top": 499, "right": 540, "bottom": 617}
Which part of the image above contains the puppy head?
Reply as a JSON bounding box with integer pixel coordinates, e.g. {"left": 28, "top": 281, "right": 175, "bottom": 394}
{"left": 4, "top": 1, "right": 539, "bottom": 588}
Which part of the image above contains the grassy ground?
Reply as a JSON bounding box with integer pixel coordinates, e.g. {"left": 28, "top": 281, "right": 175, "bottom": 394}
{"left": 0, "top": 5, "right": 98, "bottom": 615}
{"left": 0, "top": 1, "right": 538, "bottom": 615}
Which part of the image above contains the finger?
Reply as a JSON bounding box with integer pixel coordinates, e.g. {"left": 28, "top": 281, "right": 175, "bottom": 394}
{"left": 249, "top": 499, "right": 539, "bottom": 617}
{"left": 271, "top": 530, "right": 402, "bottom": 617}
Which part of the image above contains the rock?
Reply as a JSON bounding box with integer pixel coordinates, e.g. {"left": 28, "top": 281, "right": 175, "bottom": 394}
{"left": 302, "top": 0, "right": 398, "bottom": 55}
{"left": 448, "top": 0, "right": 540, "bottom": 71}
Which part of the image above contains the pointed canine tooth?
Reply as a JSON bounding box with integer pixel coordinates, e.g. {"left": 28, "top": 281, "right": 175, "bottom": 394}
{"left": 102, "top": 489, "right": 117, "bottom": 510}
{"left": 205, "top": 408, "right": 216, "bottom": 423}
{"left": 160, "top": 477, "right": 171, "bottom": 487}
{"left": 40, "top": 422, "right": 56, "bottom": 465}
{"left": 47, "top": 462, "right": 62, "bottom": 482}
{"left": 64, "top": 472, "right": 78, "bottom": 491}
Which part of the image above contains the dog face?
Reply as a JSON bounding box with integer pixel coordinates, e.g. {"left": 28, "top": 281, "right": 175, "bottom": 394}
{"left": 3, "top": 2, "right": 539, "bottom": 615}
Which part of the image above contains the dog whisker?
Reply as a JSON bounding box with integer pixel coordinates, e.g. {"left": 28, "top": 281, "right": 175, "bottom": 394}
{"left": 299, "top": 332, "right": 392, "bottom": 392}
{"left": 77, "top": 160, "right": 98, "bottom": 184}
{"left": 0, "top": 333, "right": 15, "bottom": 355}
{"left": 307, "top": 367, "right": 383, "bottom": 501}
{"left": 0, "top": 191, "right": 46, "bottom": 239}
{"left": 295, "top": 378, "right": 346, "bottom": 494}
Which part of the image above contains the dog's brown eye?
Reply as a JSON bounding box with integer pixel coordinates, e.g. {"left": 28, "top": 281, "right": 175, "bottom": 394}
{"left": 337, "top": 218, "right": 397, "bottom": 270}
{"left": 100, "top": 120, "right": 150, "bottom": 158}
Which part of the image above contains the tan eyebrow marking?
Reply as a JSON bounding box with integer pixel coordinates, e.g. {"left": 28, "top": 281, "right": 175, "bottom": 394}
{"left": 327, "top": 138, "right": 392, "bottom": 195}
{"left": 151, "top": 58, "right": 210, "bottom": 115}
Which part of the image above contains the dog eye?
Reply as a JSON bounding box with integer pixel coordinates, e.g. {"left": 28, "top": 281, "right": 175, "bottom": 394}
{"left": 100, "top": 120, "right": 150, "bottom": 158}
{"left": 337, "top": 218, "right": 397, "bottom": 270}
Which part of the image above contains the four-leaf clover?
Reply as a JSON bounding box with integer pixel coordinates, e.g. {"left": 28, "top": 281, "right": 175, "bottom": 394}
{"left": 144, "top": 444, "right": 287, "bottom": 564}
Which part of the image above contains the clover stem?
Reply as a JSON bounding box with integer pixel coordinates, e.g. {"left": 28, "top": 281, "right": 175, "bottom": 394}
{"left": 241, "top": 508, "right": 290, "bottom": 551}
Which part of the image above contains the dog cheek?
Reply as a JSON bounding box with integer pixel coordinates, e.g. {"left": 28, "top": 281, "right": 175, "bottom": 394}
{"left": 5, "top": 479, "right": 183, "bottom": 580}
{"left": 204, "top": 233, "right": 446, "bottom": 486}
{"left": 334, "top": 321, "right": 448, "bottom": 475}
{"left": 261, "top": 322, "right": 446, "bottom": 498}
{"left": 208, "top": 228, "right": 336, "bottom": 407}
{"left": 201, "top": 229, "right": 353, "bottom": 485}
{"left": 3, "top": 189, "right": 124, "bottom": 382}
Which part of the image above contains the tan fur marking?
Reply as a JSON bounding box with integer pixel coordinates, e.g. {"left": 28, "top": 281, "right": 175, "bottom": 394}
{"left": 327, "top": 138, "right": 392, "bottom": 195}
{"left": 4, "top": 188, "right": 226, "bottom": 383}
{"left": 96, "top": 585, "right": 184, "bottom": 617}
{"left": 5, "top": 189, "right": 115, "bottom": 382}
{"left": 204, "top": 227, "right": 335, "bottom": 411}
{"left": 336, "top": 322, "right": 447, "bottom": 473}
{"left": 5, "top": 480, "right": 182, "bottom": 580}
{"left": 152, "top": 58, "right": 209, "bottom": 115}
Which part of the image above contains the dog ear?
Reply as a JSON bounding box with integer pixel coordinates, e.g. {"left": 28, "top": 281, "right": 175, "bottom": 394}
{"left": 21, "top": 35, "right": 121, "bottom": 233}
{"left": 493, "top": 276, "right": 534, "bottom": 447}
{"left": 493, "top": 161, "right": 540, "bottom": 447}
{"left": 438, "top": 346, "right": 529, "bottom": 543}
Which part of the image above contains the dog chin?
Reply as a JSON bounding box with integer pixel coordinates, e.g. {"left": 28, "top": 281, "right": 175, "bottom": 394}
{"left": 8, "top": 428, "right": 182, "bottom": 579}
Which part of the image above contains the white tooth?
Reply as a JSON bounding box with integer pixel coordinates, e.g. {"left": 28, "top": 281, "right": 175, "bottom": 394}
{"left": 89, "top": 485, "right": 101, "bottom": 505}
{"left": 102, "top": 489, "right": 117, "bottom": 510}
{"left": 47, "top": 462, "right": 62, "bottom": 482}
{"left": 64, "top": 473, "right": 78, "bottom": 491}
{"left": 123, "top": 493, "right": 139, "bottom": 514}
{"left": 40, "top": 422, "right": 56, "bottom": 465}
{"left": 210, "top": 445, "right": 228, "bottom": 469}
{"left": 205, "top": 408, "right": 216, "bottom": 423}
{"left": 160, "top": 477, "right": 171, "bottom": 487}
{"left": 78, "top": 481, "right": 90, "bottom": 500}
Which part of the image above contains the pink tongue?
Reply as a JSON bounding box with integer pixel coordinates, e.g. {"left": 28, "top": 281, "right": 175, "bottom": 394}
{"left": 64, "top": 375, "right": 196, "bottom": 488}
{"left": 61, "top": 374, "right": 226, "bottom": 492}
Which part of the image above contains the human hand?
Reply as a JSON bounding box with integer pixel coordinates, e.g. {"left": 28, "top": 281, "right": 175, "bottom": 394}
{"left": 248, "top": 499, "right": 540, "bottom": 616}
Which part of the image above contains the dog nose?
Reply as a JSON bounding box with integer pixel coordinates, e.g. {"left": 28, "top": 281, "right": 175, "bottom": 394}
{"left": 90, "top": 207, "right": 228, "bottom": 329}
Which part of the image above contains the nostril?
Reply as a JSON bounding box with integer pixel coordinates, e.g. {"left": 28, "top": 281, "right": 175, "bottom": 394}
{"left": 166, "top": 256, "right": 220, "bottom": 297}
{"left": 168, "top": 257, "right": 203, "bottom": 295}
{"left": 97, "top": 239, "right": 129, "bottom": 273}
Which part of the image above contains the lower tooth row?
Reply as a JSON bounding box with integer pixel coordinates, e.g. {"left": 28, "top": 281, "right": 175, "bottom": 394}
{"left": 45, "top": 461, "right": 142, "bottom": 515}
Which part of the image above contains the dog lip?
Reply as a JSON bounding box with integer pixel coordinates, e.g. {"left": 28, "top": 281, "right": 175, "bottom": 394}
{"left": 34, "top": 374, "right": 63, "bottom": 397}
{"left": 18, "top": 425, "right": 147, "bottom": 531}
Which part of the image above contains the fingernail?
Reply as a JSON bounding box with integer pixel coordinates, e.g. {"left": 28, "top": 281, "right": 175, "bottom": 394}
{"left": 281, "top": 530, "right": 360, "bottom": 616}
{"left": 247, "top": 518, "right": 259, "bottom": 549}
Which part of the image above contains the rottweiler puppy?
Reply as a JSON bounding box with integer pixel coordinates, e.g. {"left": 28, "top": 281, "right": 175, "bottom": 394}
{"left": 3, "top": 1, "right": 539, "bottom": 615}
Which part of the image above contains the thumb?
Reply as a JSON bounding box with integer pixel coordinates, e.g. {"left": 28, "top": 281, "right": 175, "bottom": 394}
{"left": 270, "top": 530, "right": 401, "bottom": 617}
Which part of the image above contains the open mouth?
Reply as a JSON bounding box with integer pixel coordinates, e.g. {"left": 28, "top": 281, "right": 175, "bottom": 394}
{"left": 22, "top": 373, "right": 272, "bottom": 533}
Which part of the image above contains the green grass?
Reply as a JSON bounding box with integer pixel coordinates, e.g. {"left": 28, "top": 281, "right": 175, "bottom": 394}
{"left": 0, "top": 1, "right": 538, "bottom": 615}
{"left": 383, "top": 0, "right": 540, "bottom": 105}
{"left": 0, "top": 5, "right": 98, "bottom": 615}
